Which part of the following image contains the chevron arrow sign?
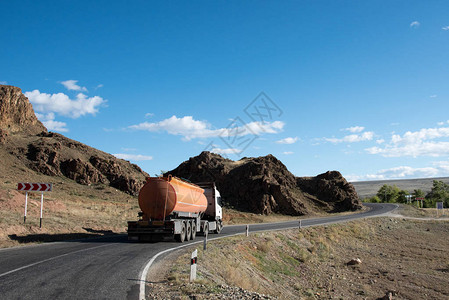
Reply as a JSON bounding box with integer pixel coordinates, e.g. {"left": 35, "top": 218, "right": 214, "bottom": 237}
{"left": 17, "top": 183, "right": 53, "bottom": 192}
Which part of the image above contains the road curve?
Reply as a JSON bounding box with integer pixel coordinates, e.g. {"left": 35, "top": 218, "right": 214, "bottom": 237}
{"left": 0, "top": 203, "right": 396, "bottom": 300}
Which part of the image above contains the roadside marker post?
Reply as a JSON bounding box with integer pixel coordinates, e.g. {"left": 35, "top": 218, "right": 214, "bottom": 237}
{"left": 299, "top": 220, "right": 302, "bottom": 229}
{"left": 18, "top": 183, "right": 52, "bottom": 228}
{"left": 39, "top": 192, "right": 44, "bottom": 228}
{"left": 203, "top": 234, "right": 207, "bottom": 251}
{"left": 246, "top": 225, "right": 249, "bottom": 237}
{"left": 24, "top": 192, "right": 28, "bottom": 223}
{"left": 190, "top": 249, "right": 197, "bottom": 282}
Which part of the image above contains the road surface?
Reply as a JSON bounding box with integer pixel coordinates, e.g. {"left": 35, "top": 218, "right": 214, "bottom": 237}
{"left": 0, "top": 203, "right": 396, "bottom": 300}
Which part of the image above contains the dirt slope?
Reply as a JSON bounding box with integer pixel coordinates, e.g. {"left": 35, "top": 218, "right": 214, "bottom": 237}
{"left": 147, "top": 212, "right": 449, "bottom": 299}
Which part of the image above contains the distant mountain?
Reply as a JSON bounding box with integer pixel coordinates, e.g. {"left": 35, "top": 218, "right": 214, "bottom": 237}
{"left": 352, "top": 177, "right": 449, "bottom": 198}
{"left": 0, "top": 85, "right": 148, "bottom": 195}
{"left": 167, "top": 151, "right": 362, "bottom": 215}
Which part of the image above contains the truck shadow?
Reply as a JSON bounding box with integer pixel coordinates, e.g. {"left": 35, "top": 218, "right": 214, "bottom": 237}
{"left": 7, "top": 228, "right": 177, "bottom": 244}
{"left": 7, "top": 227, "right": 129, "bottom": 244}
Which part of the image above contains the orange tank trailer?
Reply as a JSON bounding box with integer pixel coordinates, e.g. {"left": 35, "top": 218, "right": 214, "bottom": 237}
{"left": 138, "top": 175, "right": 208, "bottom": 220}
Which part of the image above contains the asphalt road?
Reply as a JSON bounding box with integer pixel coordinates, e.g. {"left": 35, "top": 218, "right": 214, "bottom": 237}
{"left": 0, "top": 203, "right": 396, "bottom": 300}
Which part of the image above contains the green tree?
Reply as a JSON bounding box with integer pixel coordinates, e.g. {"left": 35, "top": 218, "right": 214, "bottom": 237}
{"left": 366, "top": 196, "right": 381, "bottom": 203}
{"left": 397, "top": 190, "right": 409, "bottom": 203}
{"left": 426, "top": 180, "right": 449, "bottom": 208}
{"left": 376, "top": 184, "right": 401, "bottom": 203}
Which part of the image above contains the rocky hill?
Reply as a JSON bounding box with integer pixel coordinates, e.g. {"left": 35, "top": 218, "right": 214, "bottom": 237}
{"left": 0, "top": 85, "right": 46, "bottom": 135}
{"left": 167, "top": 152, "right": 361, "bottom": 215}
{"left": 0, "top": 85, "right": 148, "bottom": 195}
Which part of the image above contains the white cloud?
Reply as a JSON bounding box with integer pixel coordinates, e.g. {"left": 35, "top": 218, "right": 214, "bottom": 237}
{"left": 276, "top": 137, "right": 298, "bottom": 144}
{"left": 343, "top": 126, "right": 364, "bottom": 133}
{"left": 442, "top": 26, "right": 449, "bottom": 31}
{"left": 283, "top": 151, "right": 294, "bottom": 155}
{"left": 25, "top": 90, "right": 106, "bottom": 119}
{"left": 113, "top": 153, "right": 153, "bottom": 161}
{"left": 323, "top": 131, "right": 374, "bottom": 144}
{"left": 96, "top": 84, "right": 104, "bottom": 89}
{"left": 376, "top": 139, "right": 385, "bottom": 144}
{"left": 210, "top": 147, "right": 241, "bottom": 155}
{"left": 366, "top": 126, "right": 449, "bottom": 157}
{"left": 145, "top": 113, "right": 154, "bottom": 118}
{"left": 0, "top": 81, "right": 7, "bottom": 85}
{"left": 35, "top": 112, "right": 68, "bottom": 132}
{"left": 129, "top": 115, "right": 284, "bottom": 140}
{"left": 61, "top": 80, "right": 87, "bottom": 92}
{"left": 410, "top": 21, "right": 420, "bottom": 28}
{"left": 430, "top": 95, "right": 437, "bottom": 98}
{"left": 347, "top": 161, "right": 449, "bottom": 182}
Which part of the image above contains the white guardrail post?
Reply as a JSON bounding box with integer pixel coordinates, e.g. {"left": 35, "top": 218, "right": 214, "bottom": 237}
{"left": 190, "top": 249, "right": 197, "bottom": 282}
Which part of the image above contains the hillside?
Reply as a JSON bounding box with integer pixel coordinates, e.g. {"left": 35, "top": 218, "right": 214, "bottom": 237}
{"left": 0, "top": 84, "right": 149, "bottom": 247}
{"left": 148, "top": 212, "right": 449, "bottom": 299}
{"left": 0, "top": 85, "right": 149, "bottom": 195}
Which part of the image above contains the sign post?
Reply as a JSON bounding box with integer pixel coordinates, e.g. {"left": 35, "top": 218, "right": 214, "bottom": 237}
{"left": 436, "top": 202, "right": 444, "bottom": 217}
{"left": 18, "top": 183, "right": 53, "bottom": 228}
{"left": 416, "top": 197, "right": 424, "bottom": 208}
{"left": 405, "top": 195, "right": 412, "bottom": 204}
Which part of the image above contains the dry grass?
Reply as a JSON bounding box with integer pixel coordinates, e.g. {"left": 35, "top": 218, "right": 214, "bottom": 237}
{"left": 150, "top": 217, "right": 449, "bottom": 299}
{"left": 0, "top": 172, "right": 140, "bottom": 248}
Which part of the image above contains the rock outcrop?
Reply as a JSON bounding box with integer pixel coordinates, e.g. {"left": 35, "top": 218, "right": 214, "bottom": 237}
{"left": 0, "top": 85, "right": 148, "bottom": 195}
{"left": 0, "top": 85, "right": 46, "bottom": 135}
{"left": 167, "top": 151, "right": 362, "bottom": 215}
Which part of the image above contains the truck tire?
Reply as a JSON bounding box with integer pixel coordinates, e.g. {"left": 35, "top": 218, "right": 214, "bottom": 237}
{"left": 214, "top": 220, "right": 223, "bottom": 234}
{"left": 185, "top": 221, "right": 191, "bottom": 241}
{"left": 175, "top": 222, "right": 186, "bottom": 243}
{"left": 191, "top": 221, "right": 197, "bottom": 240}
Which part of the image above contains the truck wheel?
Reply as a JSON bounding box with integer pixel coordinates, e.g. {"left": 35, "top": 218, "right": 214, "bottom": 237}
{"left": 191, "top": 222, "right": 197, "bottom": 240}
{"left": 214, "top": 220, "right": 223, "bottom": 234}
{"left": 175, "top": 222, "right": 186, "bottom": 243}
{"left": 185, "top": 221, "right": 191, "bottom": 241}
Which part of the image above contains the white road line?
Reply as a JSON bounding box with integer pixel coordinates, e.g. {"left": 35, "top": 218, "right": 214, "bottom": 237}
{"left": 0, "top": 244, "right": 110, "bottom": 278}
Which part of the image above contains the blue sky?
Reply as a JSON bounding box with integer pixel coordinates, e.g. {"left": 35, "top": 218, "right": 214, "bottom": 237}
{"left": 2, "top": 1, "right": 449, "bottom": 181}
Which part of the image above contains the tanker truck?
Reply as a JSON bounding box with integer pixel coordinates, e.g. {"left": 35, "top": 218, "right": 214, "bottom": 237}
{"left": 127, "top": 175, "right": 223, "bottom": 242}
